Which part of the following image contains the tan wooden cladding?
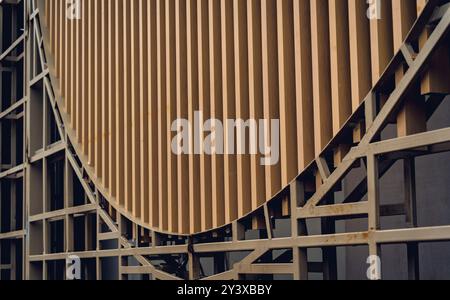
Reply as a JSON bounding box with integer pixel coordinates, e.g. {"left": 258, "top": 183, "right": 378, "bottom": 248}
{"left": 43, "top": 0, "right": 439, "bottom": 234}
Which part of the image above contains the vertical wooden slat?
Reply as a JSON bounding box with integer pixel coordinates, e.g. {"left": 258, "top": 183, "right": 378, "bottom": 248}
{"left": 58, "top": 0, "right": 63, "bottom": 80}
{"left": 67, "top": 0, "right": 73, "bottom": 122}
{"left": 49, "top": 0, "right": 55, "bottom": 66}
{"left": 247, "top": 0, "right": 266, "bottom": 213}
{"left": 393, "top": 0, "right": 425, "bottom": 137}
{"left": 60, "top": 0, "right": 66, "bottom": 106}
{"left": 75, "top": 1, "right": 82, "bottom": 144}
{"left": 61, "top": 0, "right": 73, "bottom": 115}
{"left": 369, "top": 0, "right": 393, "bottom": 86}
{"left": 81, "top": 0, "right": 89, "bottom": 156}
{"left": 310, "top": 0, "right": 332, "bottom": 156}
{"left": 187, "top": 0, "right": 201, "bottom": 233}
{"left": 261, "top": 0, "right": 281, "bottom": 198}
{"left": 176, "top": 0, "right": 189, "bottom": 233}
{"left": 139, "top": 0, "right": 149, "bottom": 223}
{"left": 329, "top": 0, "right": 352, "bottom": 166}
{"left": 209, "top": 0, "right": 225, "bottom": 228}
{"left": 392, "top": 1, "right": 416, "bottom": 53}
{"left": 102, "top": 0, "right": 110, "bottom": 190}
{"left": 53, "top": 0, "right": 60, "bottom": 78}
{"left": 109, "top": 0, "right": 117, "bottom": 198}
{"left": 348, "top": 0, "right": 371, "bottom": 111}
{"left": 293, "top": 0, "right": 314, "bottom": 171}
{"left": 221, "top": 0, "right": 237, "bottom": 224}
{"left": 234, "top": 0, "right": 252, "bottom": 217}
{"left": 131, "top": 0, "right": 141, "bottom": 218}
{"left": 417, "top": 0, "right": 450, "bottom": 95}
{"left": 70, "top": 2, "right": 76, "bottom": 133}
{"left": 277, "top": 0, "right": 298, "bottom": 186}
{"left": 167, "top": 0, "right": 178, "bottom": 232}
{"left": 88, "top": 0, "right": 95, "bottom": 167}
{"left": 116, "top": 0, "right": 125, "bottom": 206}
{"left": 124, "top": 0, "right": 133, "bottom": 211}
{"left": 198, "top": 0, "right": 213, "bottom": 231}
{"left": 148, "top": 0, "right": 159, "bottom": 228}
{"left": 328, "top": 0, "right": 351, "bottom": 135}
{"left": 157, "top": 0, "right": 168, "bottom": 231}
{"left": 53, "top": 0, "right": 57, "bottom": 63}
{"left": 54, "top": 0, "right": 59, "bottom": 74}
{"left": 95, "top": 0, "right": 103, "bottom": 180}
{"left": 45, "top": 0, "right": 50, "bottom": 28}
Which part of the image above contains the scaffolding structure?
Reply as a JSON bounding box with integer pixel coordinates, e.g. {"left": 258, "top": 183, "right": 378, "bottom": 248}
{"left": 0, "top": 0, "right": 450, "bottom": 280}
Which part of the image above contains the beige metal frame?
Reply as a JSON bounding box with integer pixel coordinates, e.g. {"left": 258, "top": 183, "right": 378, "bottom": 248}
{"left": 1, "top": 0, "right": 450, "bottom": 280}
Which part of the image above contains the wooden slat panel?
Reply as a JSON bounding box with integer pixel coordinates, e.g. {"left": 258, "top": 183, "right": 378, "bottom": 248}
{"left": 43, "top": 0, "right": 439, "bottom": 234}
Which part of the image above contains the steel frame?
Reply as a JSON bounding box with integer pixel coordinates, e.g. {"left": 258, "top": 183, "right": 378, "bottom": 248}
{"left": 0, "top": 0, "right": 450, "bottom": 280}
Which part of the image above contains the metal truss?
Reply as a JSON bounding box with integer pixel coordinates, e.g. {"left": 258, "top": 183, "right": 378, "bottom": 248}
{"left": 1, "top": 0, "right": 450, "bottom": 280}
